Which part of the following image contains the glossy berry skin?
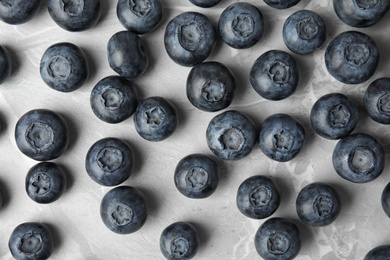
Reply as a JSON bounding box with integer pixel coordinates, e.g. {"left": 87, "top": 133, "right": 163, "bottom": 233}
{"left": 310, "top": 93, "right": 359, "bottom": 140}
{"left": 9, "top": 222, "right": 53, "bottom": 260}
{"left": 160, "top": 221, "right": 199, "bottom": 260}
{"left": 333, "top": 0, "right": 390, "bottom": 28}
{"left": 174, "top": 153, "right": 219, "bottom": 199}
{"left": 325, "top": 31, "right": 379, "bottom": 85}
{"left": 107, "top": 30, "right": 149, "bottom": 79}
{"left": 218, "top": 2, "right": 264, "bottom": 49}
{"left": 236, "top": 175, "right": 280, "bottom": 219}
{"left": 117, "top": 0, "right": 163, "bottom": 34}
{"left": 47, "top": 0, "right": 101, "bottom": 31}
{"left": 0, "top": 45, "right": 11, "bottom": 84}
{"left": 263, "top": 0, "right": 300, "bottom": 9}
{"left": 186, "top": 61, "right": 235, "bottom": 112}
{"left": 381, "top": 182, "right": 390, "bottom": 218}
{"left": 85, "top": 137, "right": 134, "bottom": 186}
{"left": 364, "top": 78, "right": 390, "bottom": 124}
{"left": 364, "top": 245, "right": 390, "bottom": 260}
{"left": 283, "top": 10, "right": 326, "bottom": 55}
{"left": 15, "top": 109, "right": 69, "bottom": 161}
{"left": 296, "top": 182, "right": 340, "bottom": 227}
{"left": 250, "top": 50, "right": 299, "bottom": 101}
{"left": 0, "top": 0, "right": 41, "bottom": 24}
{"left": 332, "top": 133, "right": 385, "bottom": 183}
{"left": 90, "top": 75, "right": 138, "bottom": 124}
{"left": 40, "top": 42, "right": 89, "bottom": 93}
{"left": 259, "top": 113, "right": 306, "bottom": 162}
{"left": 254, "top": 217, "right": 301, "bottom": 260}
{"left": 100, "top": 186, "right": 147, "bottom": 234}
{"left": 206, "top": 110, "right": 257, "bottom": 160}
{"left": 164, "top": 12, "right": 216, "bottom": 67}
{"left": 25, "top": 162, "right": 67, "bottom": 204}
{"left": 188, "top": 0, "right": 222, "bottom": 8}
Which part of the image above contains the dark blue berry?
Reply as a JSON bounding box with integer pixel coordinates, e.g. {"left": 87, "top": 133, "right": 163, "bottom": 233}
{"left": 0, "top": 45, "right": 11, "bottom": 84}
{"left": 0, "top": 0, "right": 41, "bottom": 24}
{"left": 263, "top": 0, "right": 300, "bottom": 9}
{"left": 364, "top": 245, "right": 390, "bottom": 260}
{"left": 188, "top": 0, "right": 222, "bottom": 8}
{"left": 364, "top": 78, "right": 390, "bottom": 124}
{"left": 381, "top": 182, "right": 390, "bottom": 218}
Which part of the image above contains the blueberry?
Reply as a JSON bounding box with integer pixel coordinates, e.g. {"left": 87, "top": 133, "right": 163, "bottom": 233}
{"left": 332, "top": 133, "right": 385, "bottom": 183}
{"left": 186, "top": 61, "right": 235, "bottom": 112}
{"left": 263, "top": 0, "right": 300, "bottom": 9}
{"left": 47, "top": 0, "right": 101, "bottom": 32}
{"left": 0, "top": 0, "right": 41, "bottom": 25}
{"left": 134, "top": 96, "right": 178, "bottom": 142}
{"left": 254, "top": 217, "right": 301, "bottom": 260}
{"left": 188, "top": 0, "right": 222, "bottom": 8}
{"left": 249, "top": 50, "right": 299, "bottom": 101}
{"left": 206, "top": 110, "right": 257, "bottom": 160}
{"left": 381, "top": 182, "right": 390, "bottom": 218}
{"left": 296, "top": 182, "right": 341, "bottom": 227}
{"left": 0, "top": 45, "right": 11, "bottom": 84}
{"left": 107, "top": 30, "right": 149, "bottom": 79}
{"left": 90, "top": 75, "right": 138, "bottom": 124}
{"left": 40, "top": 42, "right": 89, "bottom": 93}
{"left": 117, "top": 0, "right": 163, "bottom": 34}
{"left": 259, "top": 113, "right": 306, "bottom": 162}
{"left": 174, "top": 153, "right": 219, "bottom": 199}
{"left": 310, "top": 93, "right": 359, "bottom": 140}
{"left": 364, "top": 78, "right": 390, "bottom": 124}
{"left": 283, "top": 10, "right": 326, "bottom": 55}
{"left": 160, "top": 221, "right": 199, "bottom": 260}
{"left": 325, "top": 30, "right": 379, "bottom": 85}
{"left": 333, "top": 0, "right": 390, "bottom": 28}
{"left": 9, "top": 222, "right": 54, "bottom": 260}
{"left": 85, "top": 137, "right": 134, "bottom": 186}
{"left": 218, "top": 2, "right": 264, "bottom": 49}
{"left": 15, "top": 109, "right": 70, "bottom": 161}
{"left": 236, "top": 175, "right": 280, "bottom": 219}
{"left": 164, "top": 11, "right": 217, "bottom": 67}
{"left": 364, "top": 245, "right": 390, "bottom": 260}
{"left": 25, "top": 162, "right": 67, "bottom": 204}
{"left": 100, "top": 186, "right": 147, "bottom": 234}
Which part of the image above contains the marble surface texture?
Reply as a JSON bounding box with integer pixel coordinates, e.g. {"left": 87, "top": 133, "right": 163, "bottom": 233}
{"left": 0, "top": 0, "right": 390, "bottom": 259}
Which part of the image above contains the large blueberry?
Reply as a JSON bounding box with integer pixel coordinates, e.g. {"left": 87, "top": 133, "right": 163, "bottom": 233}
{"left": 164, "top": 11, "right": 216, "bottom": 67}
{"left": 263, "top": 0, "right": 300, "bottom": 9}
{"left": 364, "top": 245, "right": 390, "bottom": 260}
{"left": 186, "top": 61, "right": 235, "bottom": 112}
{"left": 206, "top": 110, "right": 257, "bottom": 160}
{"left": 100, "top": 186, "right": 147, "bottom": 234}
{"left": 364, "top": 78, "right": 390, "bottom": 124}
{"left": 0, "top": 45, "right": 11, "bottom": 84}
{"left": 85, "top": 137, "right": 134, "bottom": 186}
{"left": 107, "top": 30, "right": 149, "bottom": 79}
{"left": 40, "top": 42, "right": 89, "bottom": 93}
{"left": 250, "top": 50, "right": 299, "bottom": 101}
{"left": 47, "top": 0, "right": 101, "bottom": 31}
{"left": 381, "top": 182, "right": 390, "bottom": 218}
{"left": 188, "top": 0, "right": 222, "bottom": 8}
{"left": 332, "top": 133, "right": 385, "bottom": 183}
{"left": 0, "top": 0, "right": 41, "bottom": 24}
{"left": 325, "top": 31, "right": 379, "bottom": 84}
{"left": 15, "top": 109, "right": 70, "bottom": 161}
{"left": 218, "top": 2, "right": 264, "bottom": 49}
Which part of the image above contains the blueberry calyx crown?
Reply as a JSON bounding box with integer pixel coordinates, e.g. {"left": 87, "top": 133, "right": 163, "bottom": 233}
{"left": 345, "top": 43, "right": 370, "bottom": 66}
{"left": 349, "top": 146, "right": 375, "bottom": 175}
{"left": 267, "top": 233, "right": 290, "bottom": 255}
{"left": 30, "top": 173, "right": 51, "bottom": 195}
{"left": 250, "top": 185, "right": 272, "bottom": 208}
{"left": 18, "top": 232, "right": 43, "bottom": 255}
{"left": 111, "top": 203, "right": 133, "bottom": 226}
{"left": 355, "top": 0, "right": 379, "bottom": 10}
{"left": 61, "top": 0, "right": 85, "bottom": 16}
{"left": 268, "top": 61, "right": 290, "bottom": 84}
{"left": 313, "top": 194, "right": 334, "bottom": 218}
{"left": 201, "top": 80, "right": 226, "bottom": 102}
{"left": 179, "top": 22, "right": 203, "bottom": 52}
{"left": 186, "top": 167, "right": 208, "bottom": 191}
{"left": 171, "top": 237, "right": 189, "bottom": 257}
{"left": 101, "top": 87, "right": 124, "bottom": 110}
{"left": 329, "top": 104, "right": 351, "bottom": 128}
{"left": 296, "top": 17, "right": 319, "bottom": 40}
{"left": 232, "top": 14, "right": 255, "bottom": 38}
{"left": 129, "top": 0, "right": 152, "bottom": 17}
{"left": 97, "top": 147, "right": 124, "bottom": 172}
{"left": 26, "top": 122, "right": 54, "bottom": 151}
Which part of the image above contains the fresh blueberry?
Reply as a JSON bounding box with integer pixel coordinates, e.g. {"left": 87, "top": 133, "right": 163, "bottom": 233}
{"left": 310, "top": 93, "right": 359, "bottom": 140}
{"left": 107, "top": 30, "right": 149, "bottom": 79}
{"left": 9, "top": 222, "right": 54, "bottom": 260}
{"left": 186, "top": 61, "right": 235, "bottom": 112}
{"left": 296, "top": 182, "right": 341, "bottom": 227}
{"left": 259, "top": 113, "right": 306, "bottom": 162}
{"left": 0, "top": 45, "right": 11, "bottom": 84}
{"left": 332, "top": 133, "right": 385, "bottom": 183}
{"left": 160, "top": 221, "right": 200, "bottom": 260}
{"left": 263, "top": 0, "right": 300, "bottom": 9}
{"left": 254, "top": 217, "right": 301, "bottom": 260}
{"left": 0, "top": 0, "right": 41, "bottom": 25}
{"left": 100, "top": 186, "right": 147, "bottom": 234}
{"left": 381, "top": 182, "right": 390, "bottom": 218}
{"left": 249, "top": 50, "right": 299, "bottom": 101}
{"left": 206, "top": 110, "right": 257, "bottom": 160}
{"left": 325, "top": 30, "right": 379, "bottom": 85}
{"left": 90, "top": 75, "right": 138, "bottom": 124}
{"left": 333, "top": 0, "right": 390, "bottom": 28}
{"left": 25, "top": 162, "right": 67, "bottom": 204}
{"left": 283, "top": 10, "right": 326, "bottom": 55}
{"left": 174, "top": 153, "right": 219, "bottom": 199}
{"left": 236, "top": 175, "right": 280, "bottom": 219}
{"left": 364, "top": 245, "right": 390, "bottom": 260}
{"left": 15, "top": 109, "right": 70, "bottom": 161}
{"left": 40, "top": 42, "right": 89, "bottom": 93}
{"left": 133, "top": 96, "right": 178, "bottom": 142}
{"left": 364, "top": 78, "right": 390, "bottom": 124}
{"left": 188, "top": 0, "right": 222, "bottom": 8}
{"left": 85, "top": 137, "right": 134, "bottom": 186}
{"left": 164, "top": 11, "right": 217, "bottom": 67}
{"left": 117, "top": 0, "right": 163, "bottom": 34}
{"left": 218, "top": 2, "right": 264, "bottom": 49}
{"left": 47, "top": 0, "right": 101, "bottom": 32}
